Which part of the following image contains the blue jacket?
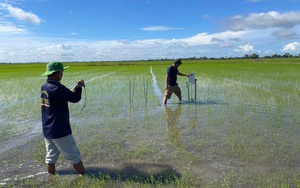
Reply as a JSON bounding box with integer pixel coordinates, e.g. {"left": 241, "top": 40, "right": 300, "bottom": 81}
{"left": 41, "top": 80, "right": 82, "bottom": 139}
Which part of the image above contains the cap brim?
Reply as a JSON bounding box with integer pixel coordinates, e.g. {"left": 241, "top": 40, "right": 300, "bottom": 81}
{"left": 41, "top": 66, "right": 69, "bottom": 76}
{"left": 41, "top": 71, "right": 55, "bottom": 76}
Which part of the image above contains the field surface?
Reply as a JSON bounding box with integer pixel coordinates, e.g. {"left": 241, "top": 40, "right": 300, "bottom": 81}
{"left": 0, "top": 59, "right": 300, "bottom": 187}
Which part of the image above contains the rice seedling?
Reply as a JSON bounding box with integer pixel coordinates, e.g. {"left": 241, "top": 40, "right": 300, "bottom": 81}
{"left": 0, "top": 59, "right": 299, "bottom": 187}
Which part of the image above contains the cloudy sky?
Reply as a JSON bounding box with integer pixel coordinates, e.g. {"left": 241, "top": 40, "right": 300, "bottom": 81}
{"left": 0, "top": 0, "right": 300, "bottom": 63}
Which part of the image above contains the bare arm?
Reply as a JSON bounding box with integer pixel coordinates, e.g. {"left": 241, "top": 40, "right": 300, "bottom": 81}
{"left": 165, "top": 74, "right": 169, "bottom": 89}
{"left": 178, "top": 72, "right": 189, "bottom": 77}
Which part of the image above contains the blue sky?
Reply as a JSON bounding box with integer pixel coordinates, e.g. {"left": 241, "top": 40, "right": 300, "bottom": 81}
{"left": 0, "top": 0, "right": 300, "bottom": 63}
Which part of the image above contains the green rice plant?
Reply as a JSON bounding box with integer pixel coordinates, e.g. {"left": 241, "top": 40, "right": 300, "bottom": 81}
{"left": 0, "top": 59, "right": 300, "bottom": 187}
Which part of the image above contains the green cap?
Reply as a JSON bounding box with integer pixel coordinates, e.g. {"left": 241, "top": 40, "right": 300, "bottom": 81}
{"left": 42, "top": 61, "right": 69, "bottom": 76}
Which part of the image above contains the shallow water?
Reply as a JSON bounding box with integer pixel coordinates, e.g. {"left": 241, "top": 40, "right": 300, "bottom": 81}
{"left": 1, "top": 65, "right": 300, "bottom": 187}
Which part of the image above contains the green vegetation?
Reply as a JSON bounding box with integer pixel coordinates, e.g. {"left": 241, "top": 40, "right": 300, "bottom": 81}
{"left": 0, "top": 59, "right": 300, "bottom": 187}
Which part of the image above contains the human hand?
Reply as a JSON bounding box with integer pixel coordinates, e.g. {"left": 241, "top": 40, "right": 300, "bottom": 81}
{"left": 77, "top": 79, "right": 85, "bottom": 88}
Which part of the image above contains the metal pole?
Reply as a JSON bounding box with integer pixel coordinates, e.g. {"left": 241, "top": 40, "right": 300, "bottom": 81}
{"left": 194, "top": 79, "right": 197, "bottom": 102}
{"left": 186, "top": 81, "right": 190, "bottom": 101}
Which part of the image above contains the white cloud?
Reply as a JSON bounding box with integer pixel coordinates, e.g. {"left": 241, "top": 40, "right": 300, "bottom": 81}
{"left": 0, "top": 47, "right": 7, "bottom": 54}
{"left": 0, "top": 27, "right": 284, "bottom": 62}
{"left": 272, "top": 29, "right": 297, "bottom": 40}
{"left": 141, "top": 26, "right": 184, "bottom": 31}
{"left": 219, "top": 43, "right": 233, "bottom": 48}
{"left": 263, "top": 49, "right": 276, "bottom": 55}
{"left": 0, "top": 24, "right": 26, "bottom": 33}
{"left": 69, "top": 32, "right": 78, "bottom": 36}
{"left": 3, "top": 4, "right": 42, "bottom": 25}
{"left": 179, "top": 30, "right": 255, "bottom": 46}
{"left": 0, "top": 19, "right": 297, "bottom": 63}
{"left": 211, "top": 38, "right": 224, "bottom": 43}
{"left": 234, "top": 44, "right": 255, "bottom": 54}
{"left": 227, "top": 11, "right": 300, "bottom": 31}
{"left": 282, "top": 42, "right": 300, "bottom": 52}
{"left": 47, "top": 44, "right": 73, "bottom": 50}
{"left": 229, "top": 38, "right": 241, "bottom": 42}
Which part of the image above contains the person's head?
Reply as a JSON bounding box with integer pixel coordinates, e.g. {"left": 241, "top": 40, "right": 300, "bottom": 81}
{"left": 42, "top": 61, "right": 69, "bottom": 81}
{"left": 173, "top": 59, "right": 182, "bottom": 67}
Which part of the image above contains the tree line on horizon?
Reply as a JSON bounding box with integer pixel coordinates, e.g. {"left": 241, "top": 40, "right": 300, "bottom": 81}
{"left": 131, "top": 52, "right": 300, "bottom": 62}
{"left": 181, "top": 52, "right": 300, "bottom": 61}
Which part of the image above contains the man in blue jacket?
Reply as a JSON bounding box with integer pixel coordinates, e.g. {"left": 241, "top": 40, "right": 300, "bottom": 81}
{"left": 41, "top": 61, "right": 85, "bottom": 175}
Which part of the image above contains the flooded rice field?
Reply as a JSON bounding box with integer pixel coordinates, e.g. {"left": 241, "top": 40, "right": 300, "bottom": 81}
{"left": 0, "top": 62, "right": 300, "bottom": 187}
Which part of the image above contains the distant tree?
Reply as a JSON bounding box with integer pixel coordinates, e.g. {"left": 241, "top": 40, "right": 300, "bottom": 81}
{"left": 282, "top": 53, "right": 292, "bottom": 58}
{"left": 250, "top": 53, "right": 259, "bottom": 59}
{"left": 263, "top": 55, "right": 272, "bottom": 59}
{"left": 272, "top": 54, "right": 281, "bottom": 58}
{"left": 199, "top": 56, "right": 208, "bottom": 60}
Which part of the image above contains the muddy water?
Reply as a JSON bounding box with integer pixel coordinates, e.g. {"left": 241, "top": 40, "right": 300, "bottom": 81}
{"left": 1, "top": 68, "right": 299, "bottom": 187}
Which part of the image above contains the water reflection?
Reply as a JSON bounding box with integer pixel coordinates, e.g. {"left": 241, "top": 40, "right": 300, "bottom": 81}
{"left": 164, "top": 105, "right": 183, "bottom": 149}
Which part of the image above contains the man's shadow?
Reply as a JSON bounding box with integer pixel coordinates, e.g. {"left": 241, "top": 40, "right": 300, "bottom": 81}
{"left": 57, "top": 163, "right": 181, "bottom": 184}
